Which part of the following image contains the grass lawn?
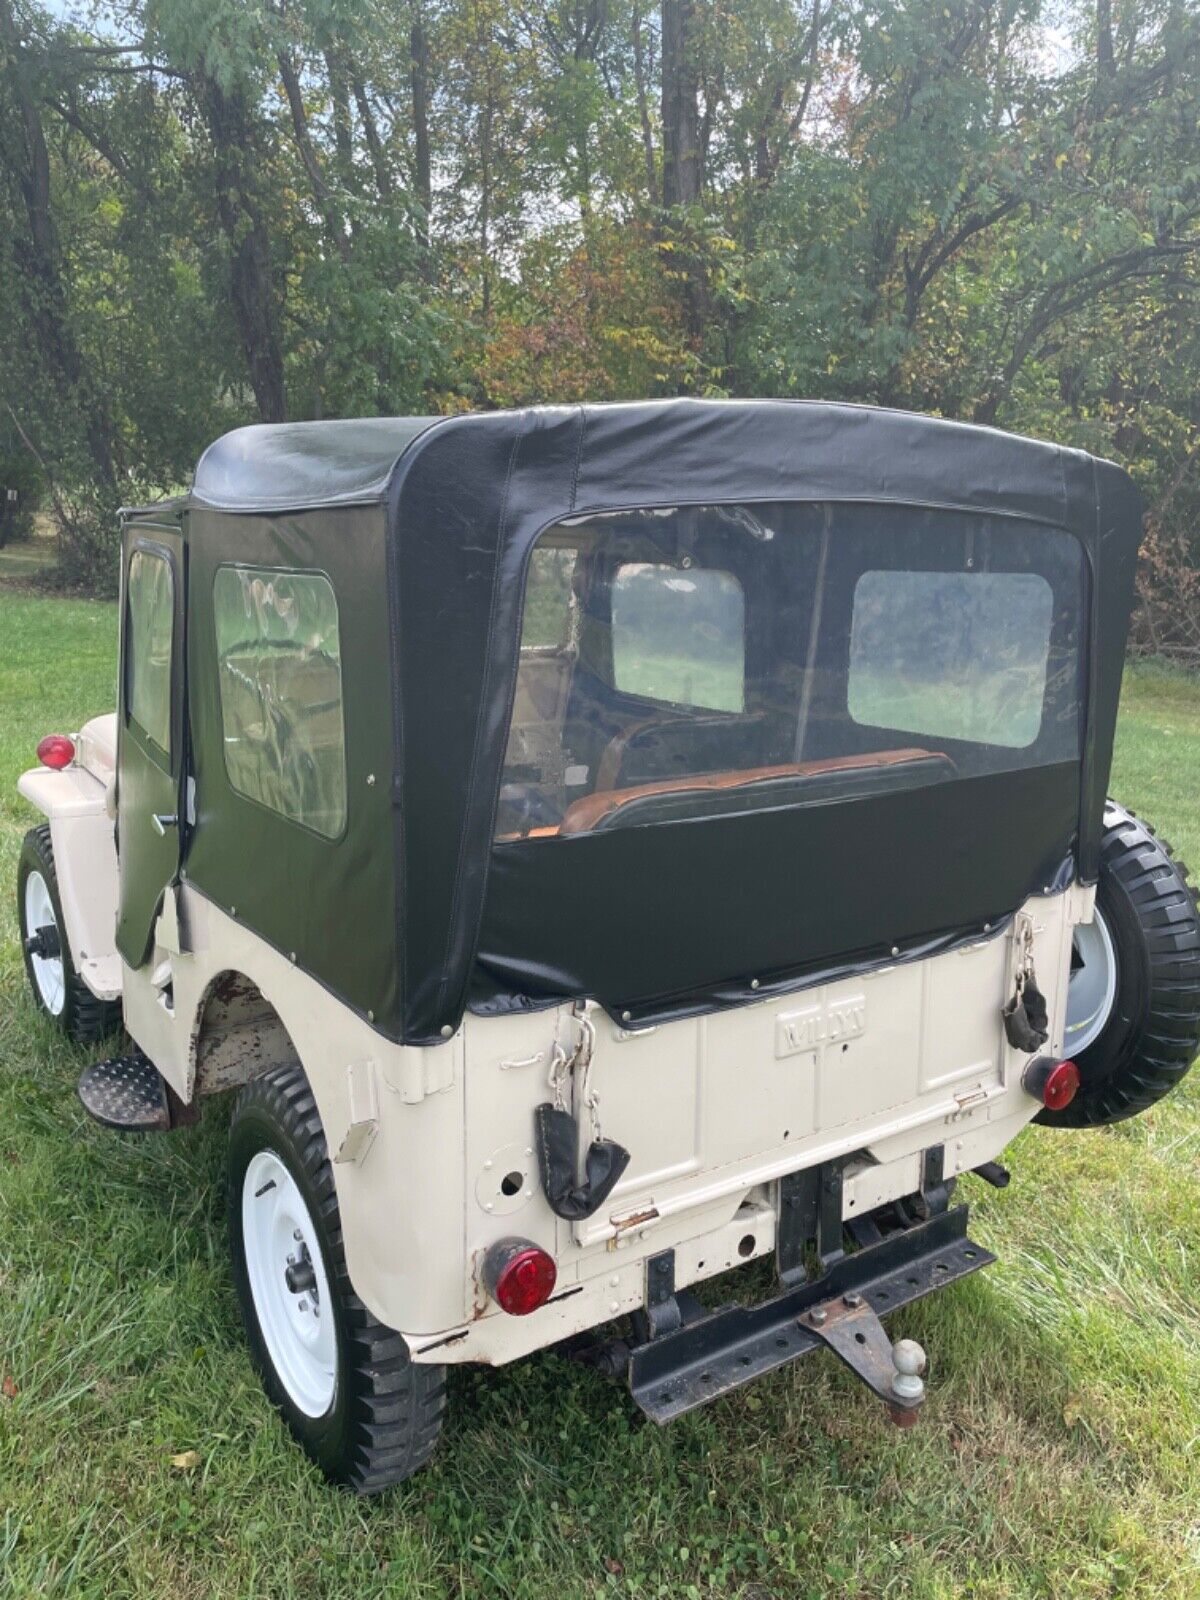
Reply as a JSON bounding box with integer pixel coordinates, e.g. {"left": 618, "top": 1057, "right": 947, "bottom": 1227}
{"left": 0, "top": 586, "right": 1197, "bottom": 1599}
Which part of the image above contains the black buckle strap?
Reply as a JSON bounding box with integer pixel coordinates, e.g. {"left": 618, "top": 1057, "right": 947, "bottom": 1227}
{"left": 534, "top": 1102, "right": 631, "bottom": 1222}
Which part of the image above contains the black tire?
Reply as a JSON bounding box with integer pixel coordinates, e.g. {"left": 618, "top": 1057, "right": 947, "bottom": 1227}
{"left": 228, "top": 1062, "right": 445, "bottom": 1493}
{"left": 17, "top": 824, "right": 122, "bottom": 1045}
{"left": 1038, "top": 801, "right": 1200, "bottom": 1128}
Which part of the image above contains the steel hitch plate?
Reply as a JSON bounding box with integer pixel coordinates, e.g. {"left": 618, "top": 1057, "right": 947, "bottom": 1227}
{"left": 628, "top": 1206, "right": 993, "bottom": 1424}
{"left": 77, "top": 1050, "right": 173, "bottom": 1133}
{"left": 801, "top": 1293, "right": 926, "bottom": 1427}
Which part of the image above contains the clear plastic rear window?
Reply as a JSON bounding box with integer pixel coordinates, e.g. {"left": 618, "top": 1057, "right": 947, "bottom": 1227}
{"left": 497, "top": 503, "right": 1084, "bottom": 841}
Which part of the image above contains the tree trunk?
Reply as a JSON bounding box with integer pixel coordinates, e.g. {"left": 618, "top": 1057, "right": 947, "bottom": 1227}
{"left": 276, "top": 48, "right": 350, "bottom": 261}
{"left": 479, "top": 85, "right": 493, "bottom": 320}
{"left": 410, "top": 11, "right": 432, "bottom": 237}
{"left": 1096, "top": 0, "right": 1115, "bottom": 77}
{"left": 0, "top": 0, "right": 116, "bottom": 489}
{"left": 324, "top": 46, "right": 355, "bottom": 186}
{"left": 632, "top": 2, "right": 657, "bottom": 194}
{"left": 661, "top": 0, "right": 700, "bottom": 207}
{"left": 351, "top": 73, "right": 393, "bottom": 202}
{"left": 659, "top": 0, "right": 707, "bottom": 358}
{"left": 195, "top": 70, "right": 286, "bottom": 422}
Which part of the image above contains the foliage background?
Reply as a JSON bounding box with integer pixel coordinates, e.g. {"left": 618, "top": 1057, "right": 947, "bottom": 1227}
{"left": 0, "top": 0, "right": 1198, "bottom": 648}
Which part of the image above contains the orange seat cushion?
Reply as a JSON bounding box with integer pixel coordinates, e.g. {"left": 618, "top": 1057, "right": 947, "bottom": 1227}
{"left": 556, "top": 747, "right": 951, "bottom": 836}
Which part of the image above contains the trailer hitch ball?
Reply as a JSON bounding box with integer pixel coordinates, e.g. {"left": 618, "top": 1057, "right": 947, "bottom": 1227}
{"left": 888, "top": 1337, "right": 928, "bottom": 1427}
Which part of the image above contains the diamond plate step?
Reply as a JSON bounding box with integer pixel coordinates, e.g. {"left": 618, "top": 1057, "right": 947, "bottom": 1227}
{"left": 78, "top": 1050, "right": 172, "bottom": 1133}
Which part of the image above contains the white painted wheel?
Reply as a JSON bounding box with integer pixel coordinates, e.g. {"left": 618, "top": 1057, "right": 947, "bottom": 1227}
{"left": 1065, "top": 908, "right": 1118, "bottom": 1057}
{"left": 24, "top": 869, "right": 65, "bottom": 1017}
{"left": 241, "top": 1149, "right": 337, "bottom": 1418}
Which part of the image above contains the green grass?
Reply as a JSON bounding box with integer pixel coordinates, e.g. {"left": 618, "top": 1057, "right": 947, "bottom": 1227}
{"left": 1, "top": 588, "right": 1198, "bottom": 1598}
{"left": 0, "top": 522, "right": 55, "bottom": 583}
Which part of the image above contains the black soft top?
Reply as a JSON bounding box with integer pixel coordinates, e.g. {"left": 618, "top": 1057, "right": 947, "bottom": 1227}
{"left": 189, "top": 399, "right": 1115, "bottom": 530}
{"left": 165, "top": 401, "right": 1141, "bottom": 1045}
{"left": 190, "top": 416, "right": 437, "bottom": 511}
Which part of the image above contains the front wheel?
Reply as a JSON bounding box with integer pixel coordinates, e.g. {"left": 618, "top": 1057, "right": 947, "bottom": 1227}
{"left": 228, "top": 1063, "right": 445, "bottom": 1492}
{"left": 1042, "top": 802, "right": 1200, "bottom": 1127}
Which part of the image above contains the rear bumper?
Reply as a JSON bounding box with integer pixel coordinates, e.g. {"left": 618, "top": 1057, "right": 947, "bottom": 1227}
{"left": 629, "top": 1205, "right": 993, "bottom": 1423}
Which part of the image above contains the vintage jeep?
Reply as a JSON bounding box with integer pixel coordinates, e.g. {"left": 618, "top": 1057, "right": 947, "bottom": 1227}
{"left": 16, "top": 401, "right": 1200, "bottom": 1492}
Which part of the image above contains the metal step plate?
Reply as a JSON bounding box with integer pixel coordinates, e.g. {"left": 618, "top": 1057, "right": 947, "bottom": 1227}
{"left": 629, "top": 1206, "right": 993, "bottom": 1424}
{"left": 77, "top": 1051, "right": 171, "bottom": 1133}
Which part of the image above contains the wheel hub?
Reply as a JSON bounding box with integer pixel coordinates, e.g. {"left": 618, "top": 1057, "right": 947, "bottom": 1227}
{"left": 23, "top": 870, "right": 65, "bottom": 1016}
{"left": 284, "top": 1246, "right": 318, "bottom": 1299}
{"left": 1065, "top": 907, "right": 1118, "bottom": 1056}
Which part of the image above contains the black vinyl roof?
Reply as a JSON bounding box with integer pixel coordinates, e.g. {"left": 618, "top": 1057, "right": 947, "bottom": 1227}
{"left": 190, "top": 415, "right": 437, "bottom": 511}
{"left": 185, "top": 400, "right": 1107, "bottom": 522}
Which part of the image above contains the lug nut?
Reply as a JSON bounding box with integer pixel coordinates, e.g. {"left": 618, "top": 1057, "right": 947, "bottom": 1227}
{"left": 842, "top": 1291, "right": 863, "bottom": 1309}
{"left": 809, "top": 1306, "right": 828, "bottom": 1326}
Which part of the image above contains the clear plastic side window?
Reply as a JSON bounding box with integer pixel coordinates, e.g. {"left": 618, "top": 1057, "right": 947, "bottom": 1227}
{"left": 213, "top": 566, "right": 347, "bottom": 839}
{"left": 126, "top": 548, "right": 174, "bottom": 756}
{"left": 612, "top": 564, "right": 745, "bottom": 711}
{"left": 496, "top": 504, "right": 1084, "bottom": 841}
{"left": 848, "top": 570, "right": 1054, "bottom": 748}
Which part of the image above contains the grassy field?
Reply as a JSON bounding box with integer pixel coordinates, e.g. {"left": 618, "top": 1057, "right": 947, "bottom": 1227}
{"left": 0, "top": 585, "right": 1197, "bottom": 1599}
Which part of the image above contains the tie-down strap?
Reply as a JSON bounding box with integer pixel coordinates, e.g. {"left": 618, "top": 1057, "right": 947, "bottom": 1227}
{"left": 534, "top": 1102, "right": 631, "bottom": 1221}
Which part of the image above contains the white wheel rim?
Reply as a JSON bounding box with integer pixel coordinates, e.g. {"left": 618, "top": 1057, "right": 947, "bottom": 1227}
{"left": 24, "top": 870, "right": 65, "bottom": 1016}
{"left": 1065, "top": 908, "right": 1118, "bottom": 1056}
{"left": 242, "top": 1150, "right": 337, "bottom": 1417}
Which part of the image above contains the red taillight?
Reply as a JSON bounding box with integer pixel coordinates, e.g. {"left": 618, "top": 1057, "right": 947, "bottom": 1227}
{"left": 483, "top": 1238, "right": 557, "bottom": 1316}
{"left": 36, "top": 734, "right": 75, "bottom": 770}
{"left": 1043, "top": 1059, "right": 1080, "bottom": 1111}
{"left": 1023, "top": 1055, "right": 1080, "bottom": 1112}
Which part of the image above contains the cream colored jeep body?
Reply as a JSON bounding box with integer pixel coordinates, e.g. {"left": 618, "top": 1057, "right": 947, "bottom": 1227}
{"left": 20, "top": 402, "right": 1193, "bottom": 1492}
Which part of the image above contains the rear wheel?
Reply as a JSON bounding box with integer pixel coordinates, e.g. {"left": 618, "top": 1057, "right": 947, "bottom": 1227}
{"left": 228, "top": 1062, "right": 445, "bottom": 1492}
{"left": 1041, "top": 802, "right": 1200, "bottom": 1127}
{"left": 17, "top": 825, "right": 121, "bottom": 1044}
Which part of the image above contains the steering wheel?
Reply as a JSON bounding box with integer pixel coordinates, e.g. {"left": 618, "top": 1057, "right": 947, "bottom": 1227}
{"left": 497, "top": 782, "right": 565, "bottom": 836}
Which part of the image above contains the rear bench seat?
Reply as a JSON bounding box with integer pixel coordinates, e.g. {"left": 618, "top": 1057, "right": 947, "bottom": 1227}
{"left": 553, "top": 748, "right": 955, "bottom": 835}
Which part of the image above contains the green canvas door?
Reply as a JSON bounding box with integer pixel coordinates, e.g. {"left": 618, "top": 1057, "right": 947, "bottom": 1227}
{"left": 115, "top": 523, "right": 186, "bottom": 968}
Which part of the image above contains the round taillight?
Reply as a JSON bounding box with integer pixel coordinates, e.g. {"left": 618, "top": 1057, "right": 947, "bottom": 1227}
{"left": 1043, "top": 1058, "right": 1080, "bottom": 1112}
{"left": 1023, "top": 1055, "right": 1080, "bottom": 1112}
{"left": 36, "top": 734, "right": 75, "bottom": 770}
{"left": 483, "top": 1238, "right": 557, "bottom": 1316}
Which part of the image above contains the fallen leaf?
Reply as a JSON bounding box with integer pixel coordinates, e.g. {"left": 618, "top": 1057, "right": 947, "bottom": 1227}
{"left": 171, "top": 1450, "right": 201, "bottom": 1470}
{"left": 1, "top": 1374, "right": 17, "bottom": 1400}
{"left": 1062, "top": 1395, "right": 1082, "bottom": 1427}
{"left": 603, "top": 1557, "right": 624, "bottom": 1575}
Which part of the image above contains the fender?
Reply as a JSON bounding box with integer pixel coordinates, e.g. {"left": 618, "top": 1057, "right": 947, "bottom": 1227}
{"left": 16, "top": 715, "right": 121, "bottom": 1002}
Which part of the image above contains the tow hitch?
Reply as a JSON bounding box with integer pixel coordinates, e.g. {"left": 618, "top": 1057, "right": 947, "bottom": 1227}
{"left": 801, "top": 1292, "right": 927, "bottom": 1427}
{"left": 626, "top": 1205, "right": 992, "bottom": 1426}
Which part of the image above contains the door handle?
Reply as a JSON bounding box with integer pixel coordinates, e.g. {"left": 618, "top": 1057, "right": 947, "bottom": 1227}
{"left": 151, "top": 813, "right": 179, "bottom": 837}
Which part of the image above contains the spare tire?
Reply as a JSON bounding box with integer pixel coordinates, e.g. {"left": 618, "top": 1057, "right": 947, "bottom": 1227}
{"left": 1039, "top": 802, "right": 1200, "bottom": 1128}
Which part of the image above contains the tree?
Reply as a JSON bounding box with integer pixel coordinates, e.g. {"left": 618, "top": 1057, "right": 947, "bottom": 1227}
{"left": 0, "top": 0, "right": 1197, "bottom": 627}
